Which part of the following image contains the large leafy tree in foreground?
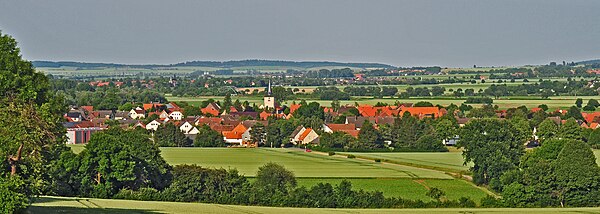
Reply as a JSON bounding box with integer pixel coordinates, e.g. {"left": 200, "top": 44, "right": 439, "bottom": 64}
{"left": 459, "top": 119, "right": 526, "bottom": 189}
{"left": 501, "top": 139, "right": 600, "bottom": 207}
{"left": 0, "top": 31, "right": 68, "bottom": 212}
{"left": 78, "top": 128, "right": 173, "bottom": 198}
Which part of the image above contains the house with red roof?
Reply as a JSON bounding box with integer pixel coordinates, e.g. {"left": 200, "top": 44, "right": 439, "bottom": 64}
{"left": 201, "top": 103, "right": 221, "bottom": 116}
{"left": 289, "top": 126, "right": 319, "bottom": 145}
{"left": 323, "top": 123, "right": 359, "bottom": 138}
{"left": 582, "top": 112, "right": 600, "bottom": 124}
{"left": 399, "top": 107, "right": 445, "bottom": 119}
{"left": 289, "top": 104, "right": 302, "bottom": 114}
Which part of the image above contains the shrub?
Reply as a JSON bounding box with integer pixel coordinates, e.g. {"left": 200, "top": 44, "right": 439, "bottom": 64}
{"left": 328, "top": 151, "right": 336, "bottom": 156}
{"left": 347, "top": 154, "right": 356, "bottom": 159}
{"left": 374, "top": 159, "right": 382, "bottom": 163}
{"left": 0, "top": 177, "right": 29, "bottom": 214}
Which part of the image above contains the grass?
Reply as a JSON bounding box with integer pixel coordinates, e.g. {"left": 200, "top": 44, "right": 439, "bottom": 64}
{"left": 166, "top": 94, "right": 592, "bottom": 110}
{"left": 28, "top": 196, "right": 600, "bottom": 214}
{"left": 296, "top": 178, "right": 487, "bottom": 202}
{"left": 595, "top": 150, "right": 600, "bottom": 166}
{"left": 159, "top": 148, "right": 452, "bottom": 179}
{"left": 341, "top": 151, "right": 471, "bottom": 172}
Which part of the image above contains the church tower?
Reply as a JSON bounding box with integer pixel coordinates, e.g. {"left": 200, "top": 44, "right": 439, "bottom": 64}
{"left": 263, "top": 79, "right": 275, "bottom": 109}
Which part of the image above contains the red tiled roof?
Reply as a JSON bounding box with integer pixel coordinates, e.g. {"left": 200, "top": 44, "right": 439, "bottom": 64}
{"left": 289, "top": 104, "right": 302, "bottom": 114}
{"left": 143, "top": 103, "right": 163, "bottom": 111}
{"left": 400, "top": 107, "right": 444, "bottom": 118}
{"left": 582, "top": 112, "right": 600, "bottom": 124}
{"left": 80, "top": 106, "right": 94, "bottom": 112}
{"left": 339, "top": 130, "right": 360, "bottom": 138}
{"left": 298, "top": 128, "right": 313, "bottom": 141}
{"left": 222, "top": 124, "right": 247, "bottom": 139}
{"left": 530, "top": 108, "right": 543, "bottom": 112}
{"left": 326, "top": 123, "right": 356, "bottom": 131}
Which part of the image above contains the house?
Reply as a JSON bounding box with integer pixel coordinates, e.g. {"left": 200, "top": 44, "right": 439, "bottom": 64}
{"left": 201, "top": 103, "right": 221, "bottom": 116}
{"left": 93, "top": 110, "right": 114, "bottom": 119}
{"left": 222, "top": 120, "right": 268, "bottom": 146}
{"left": 169, "top": 111, "right": 184, "bottom": 120}
{"left": 65, "top": 110, "right": 86, "bottom": 122}
{"left": 146, "top": 120, "right": 162, "bottom": 131}
{"left": 323, "top": 123, "right": 359, "bottom": 138}
{"left": 64, "top": 121, "right": 104, "bottom": 144}
{"left": 129, "top": 107, "right": 146, "bottom": 119}
{"left": 114, "top": 111, "right": 129, "bottom": 120}
{"left": 399, "top": 107, "right": 445, "bottom": 119}
{"left": 222, "top": 123, "right": 248, "bottom": 145}
{"left": 582, "top": 112, "right": 600, "bottom": 124}
{"left": 195, "top": 117, "right": 223, "bottom": 126}
{"left": 289, "top": 126, "right": 319, "bottom": 145}
{"left": 143, "top": 103, "right": 164, "bottom": 111}
{"left": 179, "top": 121, "right": 198, "bottom": 134}
{"left": 289, "top": 104, "right": 302, "bottom": 114}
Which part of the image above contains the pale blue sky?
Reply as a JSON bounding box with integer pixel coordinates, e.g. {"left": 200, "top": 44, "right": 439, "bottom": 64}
{"left": 1, "top": 0, "right": 599, "bottom": 67}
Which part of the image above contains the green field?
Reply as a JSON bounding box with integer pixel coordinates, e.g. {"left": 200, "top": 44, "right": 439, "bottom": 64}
{"left": 159, "top": 148, "right": 451, "bottom": 179}
{"left": 166, "top": 95, "right": 593, "bottom": 110}
{"left": 342, "top": 152, "right": 471, "bottom": 172}
{"left": 296, "top": 178, "right": 487, "bottom": 201}
{"left": 29, "top": 196, "right": 600, "bottom": 214}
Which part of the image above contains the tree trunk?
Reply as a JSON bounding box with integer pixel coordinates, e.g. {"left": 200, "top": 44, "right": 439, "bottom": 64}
{"left": 7, "top": 144, "right": 24, "bottom": 176}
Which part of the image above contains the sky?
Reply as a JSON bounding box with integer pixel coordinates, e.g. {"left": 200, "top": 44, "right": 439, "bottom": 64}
{"left": 1, "top": 0, "right": 599, "bottom": 67}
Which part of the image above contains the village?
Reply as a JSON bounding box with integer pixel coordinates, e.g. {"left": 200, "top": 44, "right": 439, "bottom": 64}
{"left": 63, "top": 83, "right": 600, "bottom": 149}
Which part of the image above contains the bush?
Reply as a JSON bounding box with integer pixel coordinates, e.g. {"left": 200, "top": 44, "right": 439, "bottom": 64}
{"left": 374, "top": 158, "right": 382, "bottom": 163}
{"left": 0, "top": 177, "right": 29, "bottom": 214}
{"left": 347, "top": 154, "right": 356, "bottom": 159}
{"left": 328, "top": 151, "right": 336, "bottom": 156}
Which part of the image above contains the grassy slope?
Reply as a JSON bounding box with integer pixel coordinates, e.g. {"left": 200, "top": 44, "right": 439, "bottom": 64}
{"left": 28, "top": 196, "right": 600, "bottom": 214}
{"left": 341, "top": 152, "right": 471, "bottom": 172}
{"left": 159, "top": 148, "right": 451, "bottom": 179}
{"left": 296, "top": 178, "right": 487, "bottom": 202}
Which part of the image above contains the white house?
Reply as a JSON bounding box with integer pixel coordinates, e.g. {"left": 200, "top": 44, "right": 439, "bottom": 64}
{"left": 146, "top": 120, "right": 162, "bottom": 131}
{"left": 179, "top": 121, "right": 196, "bottom": 134}
{"left": 129, "top": 107, "right": 146, "bottom": 119}
{"left": 169, "top": 111, "right": 183, "bottom": 120}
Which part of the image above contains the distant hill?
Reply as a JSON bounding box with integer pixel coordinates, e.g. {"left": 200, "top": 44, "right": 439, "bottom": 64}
{"left": 32, "top": 60, "right": 394, "bottom": 69}
{"left": 577, "top": 59, "right": 600, "bottom": 65}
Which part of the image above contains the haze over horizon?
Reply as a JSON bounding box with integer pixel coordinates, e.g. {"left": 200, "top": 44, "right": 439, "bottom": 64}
{"left": 1, "top": 0, "right": 599, "bottom": 68}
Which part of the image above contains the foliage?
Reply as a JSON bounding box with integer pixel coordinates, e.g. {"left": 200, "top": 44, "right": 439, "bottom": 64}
{"left": 0, "top": 177, "right": 29, "bottom": 214}
{"left": 501, "top": 139, "right": 600, "bottom": 207}
{"left": 357, "top": 121, "right": 384, "bottom": 149}
{"left": 155, "top": 123, "right": 191, "bottom": 147}
{"left": 0, "top": 32, "right": 68, "bottom": 208}
{"left": 558, "top": 118, "right": 583, "bottom": 141}
{"left": 537, "top": 118, "right": 558, "bottom": 141}
{"left": 78, "top": 128, "right": 173, "bottom": 198}
{"left": 254, "top": 162, "right": 297, "bottom": 194}
{"left": 161, "top": 165, "right": 247, "bottom": 203}
{"left": 194, "top": 125, "right": 225, "bottom": 147}
{"left": 459, "top": 119, "right": 526, "bottom": 188}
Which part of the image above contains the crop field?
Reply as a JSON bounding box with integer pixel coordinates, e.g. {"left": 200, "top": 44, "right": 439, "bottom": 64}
{"left": 296, "top": 178, "right": 488, "bottom": 201}
{"left": 341, "top": 152, "right": 470, "bottom": 172}
{"left": 159, "top": 148, "right": 452, "bottom": 179}
{"left": 166, "top": 94, "right": 592, "bottom": 110}
{"left": 29, "top": 196, "right": 600, "bottom": 214}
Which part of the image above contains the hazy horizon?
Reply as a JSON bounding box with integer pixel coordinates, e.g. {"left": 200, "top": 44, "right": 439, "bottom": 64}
{"left": 1, "top": 0, "right": 600, "bottom": 67}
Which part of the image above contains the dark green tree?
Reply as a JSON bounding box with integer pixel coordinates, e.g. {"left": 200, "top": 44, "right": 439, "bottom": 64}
{"left": 194, "top": 125, "right": 225, "bottom": 147}
{"left": 78, "top": 128, "right": 173, "bottom": 198}
{"left": 558, "top": 118, "right": 583, "bottom": 141}
{"left": 459, "top": 119, "right": 526, "bottom": 188}
{"left": 155, "top": 123, "right": 191, "bottom": 147}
